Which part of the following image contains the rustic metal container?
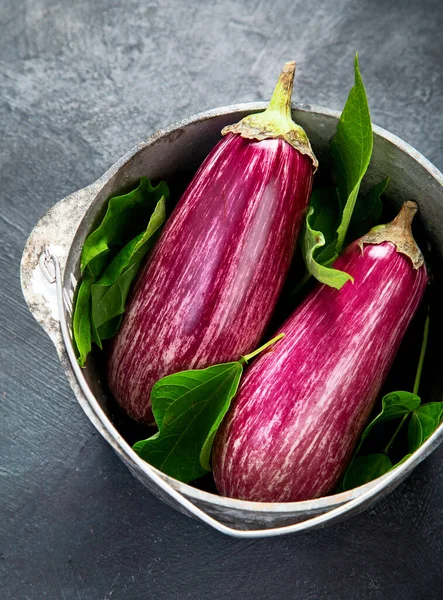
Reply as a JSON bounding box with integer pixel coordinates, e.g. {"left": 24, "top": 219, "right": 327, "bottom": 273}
{"left": 20, "top": 103, "right": 443, "bottom": 538}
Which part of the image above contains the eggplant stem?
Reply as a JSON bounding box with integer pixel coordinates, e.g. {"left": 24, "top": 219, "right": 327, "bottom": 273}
{"left": 240, "top": 333, "right": 285, "bottom": 365}
{"left": 383, "top": 308, "right": 430, "bottom": 454}
{"left": 221, "top": 62, "right": 318, "bottom": 168}
{"left": 358, "top": 201, "right": 424, "bottom": 269}
{"left": 383, "top": 413, "right": 409, "bottom": 454}
{"left": 413, "top": 311, "right": 430, "bottom": 396}
{"left": 267, "top": 61, "right": 296, "bottom": 119}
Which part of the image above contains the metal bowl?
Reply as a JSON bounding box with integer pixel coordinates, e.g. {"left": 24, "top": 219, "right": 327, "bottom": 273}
{"left": 20, "top": 103, "right": 443, "bottom": 538}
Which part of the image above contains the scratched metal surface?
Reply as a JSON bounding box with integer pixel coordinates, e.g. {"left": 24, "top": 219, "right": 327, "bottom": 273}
{"left": 1, "top": 0, "right": 443, "bottom": 598}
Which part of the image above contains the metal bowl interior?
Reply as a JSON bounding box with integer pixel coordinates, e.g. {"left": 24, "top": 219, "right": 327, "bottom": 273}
{"left": 21, "top": 103, "right": 443, "bottom": 535}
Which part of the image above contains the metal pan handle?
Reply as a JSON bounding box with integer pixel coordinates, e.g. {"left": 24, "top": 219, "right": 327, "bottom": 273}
{"left": 43, "top": 249, "right": 424, "bottom": 539}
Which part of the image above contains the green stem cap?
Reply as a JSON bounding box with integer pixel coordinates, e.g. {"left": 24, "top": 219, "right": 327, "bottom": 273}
{"left": 358, "top": 201, "right": 425, "bottom": 269}
{"left": 222, "top": 62, "right": 318, "bottom": 169}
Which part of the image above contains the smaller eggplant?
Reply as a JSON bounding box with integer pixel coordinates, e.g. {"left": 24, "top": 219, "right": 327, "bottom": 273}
{"left": 213, "top": 202, "right": 428, "bottom": 502}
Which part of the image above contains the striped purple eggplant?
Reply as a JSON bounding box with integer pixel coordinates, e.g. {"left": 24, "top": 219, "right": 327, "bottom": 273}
{"left": 213, "top": 202, "right": 428, "bottom": 502}
{"left": 107, "top": 62, "right": 317, "bottom": 424}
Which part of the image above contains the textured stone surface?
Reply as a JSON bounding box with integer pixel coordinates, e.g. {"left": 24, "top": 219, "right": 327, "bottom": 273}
{"left": 1, "top": 0, "right": 442, "bottom": 598}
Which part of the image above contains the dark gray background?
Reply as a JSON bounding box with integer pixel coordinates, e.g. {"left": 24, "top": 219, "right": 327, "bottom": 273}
{"left": 1, "top": 0, "right": 442, "bottom": 598}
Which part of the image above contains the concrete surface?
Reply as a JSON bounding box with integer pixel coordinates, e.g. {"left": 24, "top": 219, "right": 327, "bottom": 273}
{"left": 1, "top": 0, "right": 442, "bottom": 598}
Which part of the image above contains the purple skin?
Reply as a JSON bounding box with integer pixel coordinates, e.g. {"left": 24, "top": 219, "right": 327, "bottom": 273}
{"left": 107, "top": 132, "right": 313, "bottom": 423}
{"left": 213, "top": 240, "right": 428, "bottom": 502}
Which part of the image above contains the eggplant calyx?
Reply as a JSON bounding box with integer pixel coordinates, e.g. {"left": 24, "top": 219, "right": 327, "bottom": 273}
{"left": 358, "top": 201, "right": 425, "bottom": 269}
{"left": 222, "top": 61, "right": 318, "bottom": 170}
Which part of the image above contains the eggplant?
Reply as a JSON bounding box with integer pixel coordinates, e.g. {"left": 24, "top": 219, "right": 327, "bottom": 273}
{"left": 107, "top": 62, "right": 317, "bottom": 424}
{"left": 213, "top": 202, "right": 428, "bottom": 502}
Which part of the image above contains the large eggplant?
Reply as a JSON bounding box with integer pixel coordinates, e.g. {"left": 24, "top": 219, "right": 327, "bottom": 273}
{"left": 213, "top": 202, "right": 428, "bottom": 502}
{"left": 107, "top": 62, "right": 317, "bottom": 424}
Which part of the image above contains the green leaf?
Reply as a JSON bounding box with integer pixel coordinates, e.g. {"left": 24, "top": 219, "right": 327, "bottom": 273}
{"left": 332, "top": 53, "right": 373, "bottom": 250}
{"left": 339, "top": 391, "right": 421, "bottom": 492}
{"left": 339, "top": 394, "right": 443, "bottom": 492}
{"left": 133, "top": 363, "right": 243, "bottom": 483}
{"left": 302, "top": 206, "right": 353, "bottom": 290}
{"left": 299, "top": 56, "right": 374, "bottom": 290}
{"left": 91, "top": 315, "right": 102, "bottom": 350}
{"left": 341, "top": 453, "right": 393, "bottom": 491}
{"left": 347, "top": 177, "right": 389, "bottom": 243}
{"left": 72, "top": 177, "right": 169, "bottom": 366}
{"left": 309, "top": 188, "right": 341, "bottom": 266}
{"left": 81, "top": 177, "right": 168, "bottom": 277}
{"left": 354, "top": 391, "right": 421, "bottom": 456}
{"left": 90, "top": 197, "right": 166, "bottom": 335}
{"left": 375, "top": 402, "right": 443, "bottom": 470}
{"left": 408, "top": 403, "right": 443, "bottom": 453}
{"left": 309, "top": 189, "right": 341, "bottom": 247}
{"left": 200, "top": 403, "right": 232, "bottom": 472}
{"left": 96, "top": 315, "right": 122, "bottom": 341}
{"left": 133, "top": 334, "right": 285, "bottom": 482}
{"left": 359, "top": 391, "right": 421, "bottom": 445}
{"left": 72, "top": 278, "right": 93, "bottom": 367}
